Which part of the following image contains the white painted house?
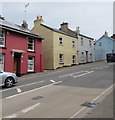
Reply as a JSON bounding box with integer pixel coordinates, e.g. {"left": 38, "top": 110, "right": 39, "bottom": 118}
{"left": 59, "top": 22, "right": 95, "bottom": 64}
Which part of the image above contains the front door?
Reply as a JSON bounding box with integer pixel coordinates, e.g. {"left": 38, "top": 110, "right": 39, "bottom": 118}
{"left": 13, "top": 54, "right": 21, "bottom": 76}
{"left": 86, "top": 51, "right": 88, "bottom": 63}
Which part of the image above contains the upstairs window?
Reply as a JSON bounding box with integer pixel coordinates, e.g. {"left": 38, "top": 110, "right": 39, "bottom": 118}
{"left": 0, "top": 29, "right": 5, "bottom": 47}
{"left": 89, "top": 40, "right": 92, "bottom": 47}
{"left": 28, "top": 38, "right": 34, "bottom": 51}
{"left": 59, "top": 37, "right": 63, "bottom": 45}
{"left": 59, "top": 54, "right": 64, "bottom": 64}
{"left": 81, "top": 37, "right": 84, "bottom": 46}
{"left": 99, "top": 42, "right": 102, "bottom": 46}
{"left": 72, "top": 40, "right": 75, "bottom": 48}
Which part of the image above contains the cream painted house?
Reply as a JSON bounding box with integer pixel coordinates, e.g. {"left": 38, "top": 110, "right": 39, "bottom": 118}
{"left": 32, "top": 16, "right": 78, "bottom": 69}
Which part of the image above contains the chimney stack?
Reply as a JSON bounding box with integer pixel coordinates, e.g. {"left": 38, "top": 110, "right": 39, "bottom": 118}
{"left": 34, "top": 16, "right": 44, "bottom": 27}
{"left": 60, "top": 22, "right": 68, "bottom": 32}
{"left": 104, "top": 31, "right": 108, "bottom": 36}
{"left": 76, "top": 27, "right": 80, "bottom": 34}
{"left": 22, "top": 20, "right": 28, "bottom": 29}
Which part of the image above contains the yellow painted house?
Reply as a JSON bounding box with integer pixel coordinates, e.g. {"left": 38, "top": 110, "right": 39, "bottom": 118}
{"left": 32, "top": 16, "right": 78, "bottom": 69}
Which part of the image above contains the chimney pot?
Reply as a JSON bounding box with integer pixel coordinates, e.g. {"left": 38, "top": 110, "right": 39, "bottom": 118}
{"left": 22, "top": 20, "right": 28, "bottom": 29}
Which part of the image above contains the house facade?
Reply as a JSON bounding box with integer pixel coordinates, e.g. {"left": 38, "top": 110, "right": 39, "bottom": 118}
{"left": 59, "top": 22, "right": 95, "bottom": 64}
{"left": 94, "top": 32, "right": 115, "bottom": 61}
{"left": 32, "top": 16, "right": 78, "bottom": 70}
{"left": 0, "top": 17, "right": 44, "bottom": 76}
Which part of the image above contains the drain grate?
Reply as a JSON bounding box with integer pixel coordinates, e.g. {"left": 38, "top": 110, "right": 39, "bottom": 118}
{"left": 81, "top": 101, "right": 98, "bottom": 108}
{"left": 32, "top": 96, "right": 43, "bottom": 100}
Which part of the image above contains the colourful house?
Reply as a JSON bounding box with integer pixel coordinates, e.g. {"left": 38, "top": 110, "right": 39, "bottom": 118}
{"left": 94, "top": 32, "right": 115, "bottom": 61}
{"left": 59, "top": 23, "right": 95, "bottom": 64}
{"left": 0, "top": 17, "right": 44, "bottom": 76}
{"left": 32, "top": 16, "right": 78, "bottom": 70}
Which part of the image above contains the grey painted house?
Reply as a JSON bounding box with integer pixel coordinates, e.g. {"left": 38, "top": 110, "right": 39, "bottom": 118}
{"left": 94, "top": 32, "right": 115, "bottom": 61}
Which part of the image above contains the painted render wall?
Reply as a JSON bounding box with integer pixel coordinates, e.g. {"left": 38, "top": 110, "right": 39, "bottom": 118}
{"left": 32, "top": 24, "right": 54, "bottom": 69}
{"left": 94, "top": 35, "right": 115, "bottom": 61}
{"left": 1, "top": 30, "right": 44, "bottom": 74}
{"left": 78, "top": 35, "right": 95, "bottom": 64}
{"left": 53, "top": 31, "right": 78, "bottom": 69}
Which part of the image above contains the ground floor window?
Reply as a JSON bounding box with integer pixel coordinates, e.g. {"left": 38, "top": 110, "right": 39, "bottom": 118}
{"left": 59, "top": 54, "right": 64, "bottom": 64}
{"left": 81, "top": 52, "right": 85, "bottom": 61}
{"left": 28, "top": 56, "right": 34, "bottom": 72}
{"left": 90, "top": 53, "right": 92, "bottom": 61}
{"left": 72, "top": 55, "right": 76, "bottom": 64}
{"left": 0, "top": 53, "right": 4, "bottom": 70}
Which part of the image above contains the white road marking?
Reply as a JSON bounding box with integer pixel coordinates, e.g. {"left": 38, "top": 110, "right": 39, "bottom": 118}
{"left": 0, "top": 81, "right": 44, "bottom": 93}
{"left": 4, "top": 103, "right": 40, "bottom": 118}
{"left": 70, "top": 84, "right": 113, "bottom": 118}
{"left": 59, "top": 71, "right": 85, "bottom": 78}
{"left": 22, "top": 103, "right": 40, "bottom": 113}
{"left": 73, "top": 71, "right": 94, "bottom": 78}
{"left": 50, "top": 80, "right": 56, "bottom": 83}
{"left": 4, "top": 81, "right": 62, "bottom": 100}
{"left": 16, "top": 88, "right": 22, "bottom": 93}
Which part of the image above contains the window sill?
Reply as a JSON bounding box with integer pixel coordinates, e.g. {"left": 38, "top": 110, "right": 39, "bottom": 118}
{"left": 59, "top": 63, "right": 64, "bottom": 64}
{"left": 0, "top": 46, "right": 7, "bottom": 49}
{"left": 28, "top": 50, "right": 35, "bottom": 53}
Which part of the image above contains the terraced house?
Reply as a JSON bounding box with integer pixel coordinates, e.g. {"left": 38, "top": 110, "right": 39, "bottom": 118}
{"left": 0, "top": 16, "right": 44, "bottom": 76}
{"left": 59, "top": 22, "right": 94, "bottom": 64}
{"left": 32, "top": 16, "right": 78, "bottom": 70}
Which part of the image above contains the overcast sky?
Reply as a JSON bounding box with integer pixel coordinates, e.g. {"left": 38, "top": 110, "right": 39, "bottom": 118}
{"left": 1, "top": 1, "right": 113, "bottom": 39}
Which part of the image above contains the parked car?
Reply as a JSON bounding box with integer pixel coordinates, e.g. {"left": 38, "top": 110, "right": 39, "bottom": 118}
{"left": 0, "top": 70, "right": 18, "bottom": 88}
{"left": 106, "top": 53, "right": 115, "bottom": 62}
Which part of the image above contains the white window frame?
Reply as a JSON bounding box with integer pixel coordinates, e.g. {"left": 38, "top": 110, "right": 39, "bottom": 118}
{"left": 72, "top": 40, "right": 75, "bottom": 48}
{"left": 28, "top": 38, "right": 34, "bottom": 51}
{"left": 59, "top": 37, "right": 63, "bottom": 46}
{"left": 28, "top": 56, "right": 34, "bottom": 72}
{"left": 59, "top": 54, "right": 64, "bottom": 64}
{"left": 81, "top": 37, "right": 84, "bottom": 46}
{"left": 0, "top": 53, "right": 4, "bottom": 70}
{"left": 81, "top": 52, "right": 84, "bottom": 61}
{"left": 89, "top": 40, "right": 92, "bottom": 47}
{"left": 0, "top": 29, "right": 5, "bottom": 47}
{"left": 72, "top": 55, "right": 76, "bottom": 64}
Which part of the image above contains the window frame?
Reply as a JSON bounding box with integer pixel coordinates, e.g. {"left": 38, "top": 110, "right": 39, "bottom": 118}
{"left": 59, "top": 54, "right": 64, "bottom": 64}
{"left": 72, "top": 40, "right": 75, "bottom": 48}
{"left": 0, "top": 29, "right": 6, "bottom": 47}
{"left": 81, "top": 37, "right": 84, "bottom": 46}
{"left": 72, "top": 55, "right": 76, "bottom": 64}
{"left": 0, "top": 53, "right": 4, "bottom": 71}
{"left": 28, "top": 37, "right": 35, "bottom": 52}
{"left": 59, "top": 37, "right": 63, "bottom": 46}
{"left": 28, "top": 56, "right": 35, "bottom": 72}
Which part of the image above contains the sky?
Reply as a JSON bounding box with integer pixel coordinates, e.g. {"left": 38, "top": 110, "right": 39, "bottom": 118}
{"left": 0, "top": 1, "right": 114, "bottom": 40}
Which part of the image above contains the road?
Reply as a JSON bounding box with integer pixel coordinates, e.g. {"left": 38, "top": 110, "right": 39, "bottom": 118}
{"left": 0, "top": 61, "right": 114, "bottom": 119}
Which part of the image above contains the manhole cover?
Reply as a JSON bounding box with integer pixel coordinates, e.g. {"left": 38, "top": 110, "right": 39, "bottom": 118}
{"left": 32, "top": 96, "right": 43, "bottom": 100}
{"left": 81, "top": 101, "right": 98, "bottom": 108}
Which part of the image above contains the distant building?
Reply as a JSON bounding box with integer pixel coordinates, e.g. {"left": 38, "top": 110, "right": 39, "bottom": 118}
{"left": 94, "top": 32, "right": 115, "bottom": 61}
{"left": 32, "top": 16, "right": 78, "bottom": 70}
{"left": 59, "top": 22, "right": 95, "bottom": 64}
{"left": 0, "top": 17, "right": 44, "bottom": 76}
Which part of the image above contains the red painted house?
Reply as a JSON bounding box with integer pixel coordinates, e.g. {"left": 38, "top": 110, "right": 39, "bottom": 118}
{"left": 0, "top": 16, "right": 44, "bottom": 76}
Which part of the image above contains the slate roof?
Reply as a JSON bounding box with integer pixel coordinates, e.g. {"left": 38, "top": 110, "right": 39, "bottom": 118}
{"left": 0, "top": 18, "right": 42, "bottom": 39}
{"left": 96, "top": 35, "right": 115, "bottom": 43}
{"left": 41, "top": 24, "right": 77, "bottom": 38}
